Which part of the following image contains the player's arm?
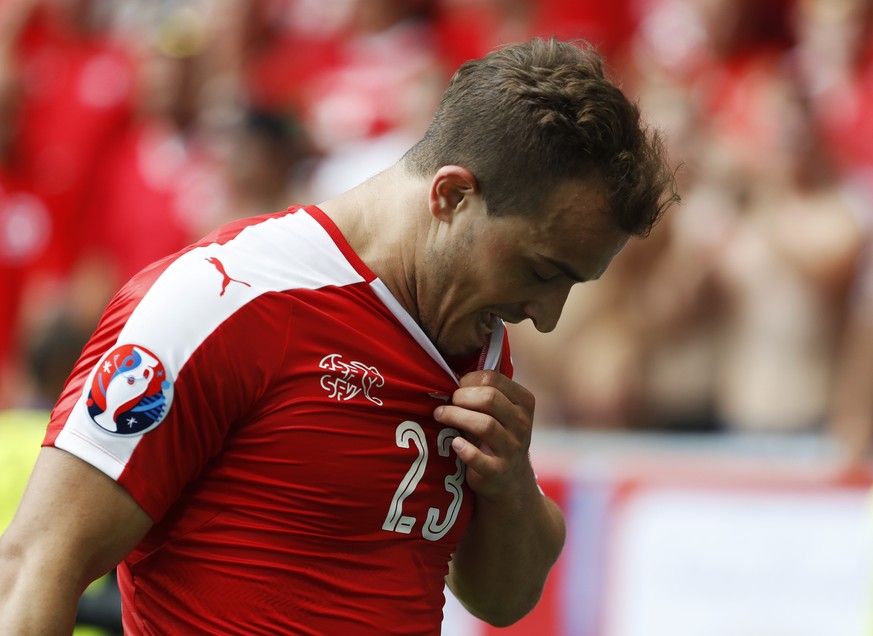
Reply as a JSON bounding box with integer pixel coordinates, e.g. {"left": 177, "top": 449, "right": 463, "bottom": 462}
{"left": 0, "top": 447, "right": 152, "bottom": 635}
{"left": 438, "top": 370, "right": 566, "bottom": 627}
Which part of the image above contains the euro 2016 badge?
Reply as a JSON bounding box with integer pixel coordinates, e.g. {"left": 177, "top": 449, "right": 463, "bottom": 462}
{"left": 86, "top": 344, "right": 174, "bottom": 435}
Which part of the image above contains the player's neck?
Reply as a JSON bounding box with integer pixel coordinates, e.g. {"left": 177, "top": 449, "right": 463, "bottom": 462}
{"left": 317, "top": 163, "right": 427, "bottom": 324}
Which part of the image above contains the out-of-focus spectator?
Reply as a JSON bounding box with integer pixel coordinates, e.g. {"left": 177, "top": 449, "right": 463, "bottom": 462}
{"left": 0, "top": 39, "right": 45, "bottom": 406}
{"left": 807, "top": 0, "right": 873, "bottom": 463}
{"left": 23, "top": 312, "right": 90, "bottom": 410}
{"left": 0, "top": 0, "right": 135, "bottom": 406}
{"left": 435, "top": 0, "right": 636, "bottom": 72}
{"left": 302, "top": 0, "right": 446, "bottom": 200}
{"left": 435, "top": 0, "right": 537, "bottom": 71}
{"left": 222, "top": 0, "right": 348, "bottom": 116}
{"left": 84, "top": 17, "right": 227, "bottom": 290}
{"left": 9, "top": 0, "right": 134, "bottom": 283}
{"left": 792, "top": 0, "right": 873, "bottom": 176}
{"left": 217, "top": 108, "right": 311, "bottom": 218}
{"left": 705, "top": 63, "right": 864, "bottom": 433}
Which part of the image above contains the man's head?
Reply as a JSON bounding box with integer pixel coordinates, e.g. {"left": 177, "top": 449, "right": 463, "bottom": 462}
{"left": 403, "top": 37, "right": 677, "bottom": 236}
{"left": 395, "top": 37, "right": 678, "bottom": 358}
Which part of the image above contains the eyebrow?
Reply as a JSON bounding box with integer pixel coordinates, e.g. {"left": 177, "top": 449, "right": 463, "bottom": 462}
{"left": 537, "top": 253, "right": 589, "bottom": 283}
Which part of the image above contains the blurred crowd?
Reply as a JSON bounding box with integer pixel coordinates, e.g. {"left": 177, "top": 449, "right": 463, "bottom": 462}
{"left": 1, "top": 0, "right": 872, "bottom": 460}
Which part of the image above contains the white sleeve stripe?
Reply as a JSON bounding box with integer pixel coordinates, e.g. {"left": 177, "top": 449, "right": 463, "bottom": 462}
{"left": 55, "top": 211, "right": 365, "bottom": 481}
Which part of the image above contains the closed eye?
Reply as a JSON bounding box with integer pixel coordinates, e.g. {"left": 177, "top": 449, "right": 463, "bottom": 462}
{"left": 535, "top": 253, "right": 589, "bottom": 284}
{"left": 531, "top": 266, "right": 557, "bottom": 283}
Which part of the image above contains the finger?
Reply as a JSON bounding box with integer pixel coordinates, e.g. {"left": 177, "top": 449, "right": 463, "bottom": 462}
{"left": 450, "top": 383, "right": 516, "bottom": 425}
{"left": 458, "top": 370, "right": 535, "bottom": 412}
{"left": 434, "top": 405, "right": 510, "bottom": 456}
{"left": 451, "top": 435, "right": 500, "bottom": 478}
{"left": 434, "top": 405, "right": 530, "bottom": 458}
{"left": 450, "top": 383, "right": 533, "bottom": 443}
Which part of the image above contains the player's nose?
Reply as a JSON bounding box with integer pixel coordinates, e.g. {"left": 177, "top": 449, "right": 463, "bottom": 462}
{"left": 522, "top": 285, "right": 572, "bottom": 333}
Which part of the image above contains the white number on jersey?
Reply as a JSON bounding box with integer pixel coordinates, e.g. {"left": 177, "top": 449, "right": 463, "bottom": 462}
{"left": 382, "top": 421, "right": 465, "bottom": 541}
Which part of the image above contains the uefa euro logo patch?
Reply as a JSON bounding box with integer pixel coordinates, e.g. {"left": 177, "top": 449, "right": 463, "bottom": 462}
{"left": 86, "top": 344, "right": 174, "bottom": 435}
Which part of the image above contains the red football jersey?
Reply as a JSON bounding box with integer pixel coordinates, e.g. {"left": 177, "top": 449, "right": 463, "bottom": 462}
{"left": 44, "top": 206, "right": 512, "bottom": 635}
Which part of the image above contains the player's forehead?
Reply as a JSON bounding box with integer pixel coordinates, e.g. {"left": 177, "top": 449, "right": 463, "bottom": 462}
{"left": 536, "top": 175, "right": 615, "bottom": 237}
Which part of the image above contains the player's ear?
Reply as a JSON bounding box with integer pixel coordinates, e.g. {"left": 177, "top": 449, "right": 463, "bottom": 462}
{"left": 428, "top": 166, "right": 479, "bottom": 223}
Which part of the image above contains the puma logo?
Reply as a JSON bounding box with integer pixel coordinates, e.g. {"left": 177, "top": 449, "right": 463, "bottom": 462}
{"left": 205, "top": 257, "right": 251, "bottom": 296}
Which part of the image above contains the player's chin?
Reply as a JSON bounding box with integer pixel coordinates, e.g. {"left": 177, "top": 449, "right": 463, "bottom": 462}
{"left": 436, "top": 329, "right": 484, "bottom": 359}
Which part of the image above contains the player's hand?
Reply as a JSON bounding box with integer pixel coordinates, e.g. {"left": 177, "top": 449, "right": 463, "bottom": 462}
{"left": 433, "top": 370, "right": 537, "bottom": 502}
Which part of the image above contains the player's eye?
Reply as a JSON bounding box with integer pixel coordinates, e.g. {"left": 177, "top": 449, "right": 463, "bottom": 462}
{"left": 531, "top": 266, "right": 555, "bottom": 283}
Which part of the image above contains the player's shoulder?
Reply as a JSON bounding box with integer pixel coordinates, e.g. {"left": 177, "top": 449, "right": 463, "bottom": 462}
{"left": 99, "top": 206, "right": 369, "bottom": 356}
{"left": 170, "top": 206, "right": 366, "bottom": 297}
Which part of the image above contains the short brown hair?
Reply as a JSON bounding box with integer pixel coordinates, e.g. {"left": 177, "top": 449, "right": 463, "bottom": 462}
{"left": 403, "top": 37, "right": 678, "bottom": 236}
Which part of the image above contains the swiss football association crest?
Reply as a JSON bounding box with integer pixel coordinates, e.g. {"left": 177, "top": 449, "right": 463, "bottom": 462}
{"left": 319, "top": 353, "right": 384, "bottom": 406}
{"left": 86, "top": 344, "right": 174, "bottom": 435}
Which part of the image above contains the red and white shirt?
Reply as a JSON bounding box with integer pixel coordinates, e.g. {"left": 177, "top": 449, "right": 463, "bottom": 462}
{"left": 44, "top": 206, "right": 512, "bottom": 635}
